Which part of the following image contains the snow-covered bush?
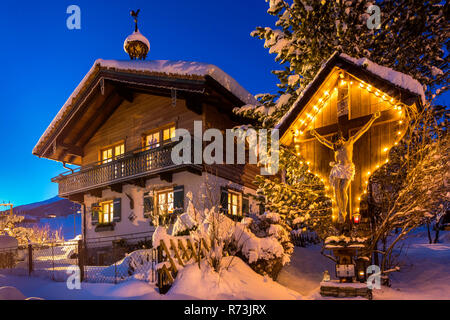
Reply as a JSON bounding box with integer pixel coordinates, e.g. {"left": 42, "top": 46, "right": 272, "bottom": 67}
{"left": 172, "top": 201, "right": 198, "bottom": 236}
{"left": 0, "top": 214, "right": 63, "bottom": 246}
{"left": 234, "top": 212, "right": 293, "bottom": 279}
{"left": 99, "top": 249, "right": 154, "bottom": 282}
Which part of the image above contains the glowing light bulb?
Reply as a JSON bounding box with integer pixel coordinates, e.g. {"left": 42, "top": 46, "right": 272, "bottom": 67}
{"left": 359, "top": 83, "right": 364, "bottom": 88}
{"left": 399, "top": 120, "right": 403, "bottom": 124}
{"left": 367, "top": 85, "right": 372, "bottom": 92}
{"left": 375, "top": 91, "right": 380, "bottom": 96}
{"left": 394, "top": 142, "right": 398, "bottom": 145}
{"left": 385, "top": 159, "right": 389, "bottom": 163}
{"left": 397, "top": 131, "right": 402, "bottom": 135}
{"left": 383, "top": 147, "right": 389, "bottom": 152}
{"left": 363, "top": 190, "right": 367, "bottom": 194}
{"left": 357, "top": 197, "right": 361, "bottom": 201}
{"left": 306, "top": 113, "right": 312, "bottom": 119}
{"left": 324, "top": 91, "right": 330, "bottom": 96}
{"left": 367, "top": 171, "right": 371, "bottom": 176}
{"left": 318, "top": 98, "right": 323, "bottom": 103}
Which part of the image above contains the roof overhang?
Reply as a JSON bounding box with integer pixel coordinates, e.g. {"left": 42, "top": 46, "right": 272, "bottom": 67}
{"left": 276, "top": 53, "right": 424, "bottom": 140}
{"left": 33, "top": 62, "right": 254, "bottom": 164}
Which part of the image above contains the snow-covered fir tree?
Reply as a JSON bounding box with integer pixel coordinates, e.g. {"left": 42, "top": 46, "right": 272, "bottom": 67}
{"left": 236, "top": 0, "right": 448, "bottom": 128}
{"left": 255, "top": 147, "right": 334, "bottom": 240}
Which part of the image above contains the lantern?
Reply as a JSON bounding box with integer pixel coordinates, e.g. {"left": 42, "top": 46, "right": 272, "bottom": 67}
{"left": 353, "top": 212, "right": 361, "bottom": 224}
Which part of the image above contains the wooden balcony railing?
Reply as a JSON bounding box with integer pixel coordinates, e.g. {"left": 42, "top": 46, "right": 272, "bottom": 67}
{"left": 52, "top": 142, "right": 200, "bottom": 196}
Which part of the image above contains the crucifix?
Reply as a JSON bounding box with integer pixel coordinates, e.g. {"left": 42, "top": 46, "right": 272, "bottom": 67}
{"left": 310, "top": 75, "right": 381, "bottom": 226}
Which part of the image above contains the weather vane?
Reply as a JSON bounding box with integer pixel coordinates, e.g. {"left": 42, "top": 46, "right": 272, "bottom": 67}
{"left": 124, "top": 9, "right": 150, "bottom": 60}
{"left": 131, "top": 9, "right": 140, "bottom": 32}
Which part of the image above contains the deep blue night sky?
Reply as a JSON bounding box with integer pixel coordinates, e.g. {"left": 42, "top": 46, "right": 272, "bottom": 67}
{"left": 0, "top": 1, "right": 447, "bottom": 206}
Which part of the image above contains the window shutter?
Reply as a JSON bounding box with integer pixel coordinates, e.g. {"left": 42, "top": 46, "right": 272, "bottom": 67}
{"left": 91, "top": 203, "right": 99, "bottom": 225}
{"left": 143, "top": 192, "right": 154, "bottom": 217}
{"left": 173, "top": 185, "right": 184, "bottom": 214}
{"left": 242, "top": 194, "right": 249, "bottom": 216}
{"left": 220, "top": 187, "right": 229, "bottom": 214}
{"left": 259, "top": 203, "right": 265, "bottom": 215}
{"left": 113, "top": 198, "right": 122, "bottom": 222}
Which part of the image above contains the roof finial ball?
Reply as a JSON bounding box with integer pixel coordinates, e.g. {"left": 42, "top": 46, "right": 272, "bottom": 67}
{"left": 124, "top": 9, "right": 150, "bottom": 60}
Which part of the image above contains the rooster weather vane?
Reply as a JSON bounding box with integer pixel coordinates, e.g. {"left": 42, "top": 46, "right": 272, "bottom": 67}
{"left": 131, "top": 9, "right": 140, "bottom": 32}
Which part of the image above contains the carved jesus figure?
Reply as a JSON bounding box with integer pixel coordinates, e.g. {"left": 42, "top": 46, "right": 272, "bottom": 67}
{"left": 311, "top": 111, "right": 381, "bottom": 224}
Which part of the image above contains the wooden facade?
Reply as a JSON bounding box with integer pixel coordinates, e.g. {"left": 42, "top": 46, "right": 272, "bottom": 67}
{"left": 34, "top": 64, "right": 259, "bottom": 202}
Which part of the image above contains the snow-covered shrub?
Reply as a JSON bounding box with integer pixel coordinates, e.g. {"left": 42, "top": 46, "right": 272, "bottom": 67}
{"left": 194, "top": 206, "right": 235, "bottom": 272}
{"left": 234, "top": 212, "right": 293, "bottom": 279}
{"left": 0, "top": 214, "right": 63, "bottom": 246}
{"left": 172, "top": 201, "right": 198, "bottom": 236}
{"left": 99, "top": 249, "right": 154, "bottom": 282}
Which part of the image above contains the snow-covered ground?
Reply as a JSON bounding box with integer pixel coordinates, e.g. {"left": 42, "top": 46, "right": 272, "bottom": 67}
{"left": 279, "top": 228, "right": 450, "bottom": 300}
{"left": 0, "top": 257, "right": 299, "bottom": 300}
{"left": 0, "top": 229, "right": 448, "bottom": 300}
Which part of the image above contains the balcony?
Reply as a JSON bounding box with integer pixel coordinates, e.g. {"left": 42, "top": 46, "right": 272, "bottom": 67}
{"left": 52, "top": 142, "right": 201, "bottom": 197}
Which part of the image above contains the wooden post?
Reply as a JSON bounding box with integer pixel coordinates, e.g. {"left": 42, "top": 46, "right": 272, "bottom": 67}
{"left": 113, "top": 241, "right": 117, "bottom": 284}
{"left": 78, "top": 240, "right": 84, "bottom": 282}
{"left": 28, "top": 244, "right": 33, "bottom": 276}
{"left": 52, "top": 242, "right": 55, "bottom": 280}
{"left": 198, "top": 239, "right": 201, "bottom": 269}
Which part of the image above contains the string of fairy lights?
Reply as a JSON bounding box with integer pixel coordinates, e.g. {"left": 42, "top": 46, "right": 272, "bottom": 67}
{"left": 291, "top": 71, "right": 409, "bottom": 221}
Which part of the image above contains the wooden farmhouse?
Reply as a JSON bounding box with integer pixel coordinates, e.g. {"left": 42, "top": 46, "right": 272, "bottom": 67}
{"left": 276, "top": 52, "right": 424, "bottom": 222}
{"left": 32, "top": 29, "right": 261, "bottom": 264}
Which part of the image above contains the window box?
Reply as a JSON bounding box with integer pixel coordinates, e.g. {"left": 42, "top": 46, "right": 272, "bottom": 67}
{"left": 95, "top": 222, "right": 115, "bottom": 232}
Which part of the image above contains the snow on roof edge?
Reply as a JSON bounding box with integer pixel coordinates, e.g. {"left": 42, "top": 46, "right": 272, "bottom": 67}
{"left": 33, "top": 59, "right": 257, "bottom": 155}
{"left": 275, "top": 52, "right": 425, "bottom": 131}
{"left": 274, "top": 51, "right": 339, "bottom": 130}
{"left": 339, "top": 53, "right": 426, "bottom": 104}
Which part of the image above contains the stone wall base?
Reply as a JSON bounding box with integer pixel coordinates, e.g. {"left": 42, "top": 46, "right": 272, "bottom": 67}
{"left": 320, "top": 281, "right": 372, "bottom": 300}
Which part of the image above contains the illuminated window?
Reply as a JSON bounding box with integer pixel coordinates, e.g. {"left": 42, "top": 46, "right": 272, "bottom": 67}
{"left": 228, "top": 191, "right": 241, "bottom": 216}
{"left": 144, "top": 125, "right": 176, "bottom": 150}
{"left": 99, "top": 201, "right": 114, "bottom": 224}
{"left": 145, "top": 132, "right": 160, "bottom": 149}
{"left": 101, "top": 143, "right": 124, "bottom": 163}
{"left": 163, "top": 126, "right": 176, "bottom": 141}
{"left": 156, "top": 190, "right": 174, "bottom": 216}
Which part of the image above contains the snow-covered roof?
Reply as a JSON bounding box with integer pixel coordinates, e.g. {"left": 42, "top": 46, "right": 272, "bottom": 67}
{"left": 339, "top": 53, "right": 425, "bottom": 103}
{"left": 33, "top": 59, "right": 257, "bottom": 155}
{"left": 275, "top": 52, "right": 425, "bottom": 131}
